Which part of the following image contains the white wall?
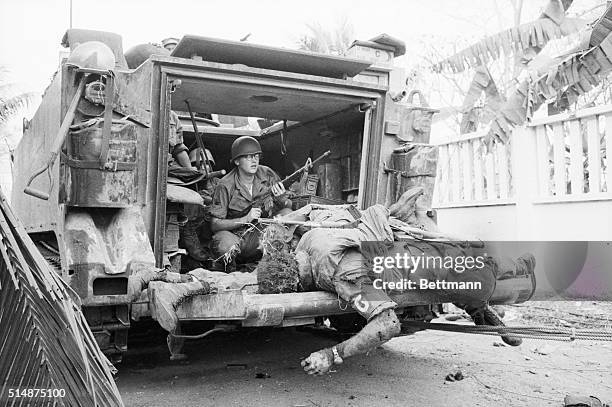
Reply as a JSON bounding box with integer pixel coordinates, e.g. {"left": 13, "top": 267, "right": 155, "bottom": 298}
{"left": 436, "top": 201, "right": 612, "bottom": 241}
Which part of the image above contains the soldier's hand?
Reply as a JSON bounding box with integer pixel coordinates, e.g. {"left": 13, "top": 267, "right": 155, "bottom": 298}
{"left": 301, "top": 348, "right": 335, "bottom": 375}
{"left": 245, "top": 207, "right": 262, "bottom": 223}
{"left": 263, "top": 196, "right": 274, "bottom": 213}
{"left": 271, "top": 182, "right": 286, "bottom": 197}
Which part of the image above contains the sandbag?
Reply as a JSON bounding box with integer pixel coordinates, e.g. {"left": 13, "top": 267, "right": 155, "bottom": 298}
{"left": 166, "top": 184, "right": 204, "bottom": 205}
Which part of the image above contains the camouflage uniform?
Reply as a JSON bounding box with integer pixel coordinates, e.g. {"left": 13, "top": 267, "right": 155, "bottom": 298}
{"left": 209, "top": 165, "right": 291, "bottom": 261}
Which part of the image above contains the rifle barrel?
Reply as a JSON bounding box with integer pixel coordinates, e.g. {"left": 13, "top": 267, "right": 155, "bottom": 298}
{"left": 241, "top": 150, "right": 332, "bottom": 216}
{"left": 281, "top": 150, "right": 331, "bottom": 184}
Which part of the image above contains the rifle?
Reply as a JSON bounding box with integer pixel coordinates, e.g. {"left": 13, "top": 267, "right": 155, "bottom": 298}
{"left": 239, "top": 150, "right": 331, "bottom": 216}
{"left": 259, "top": 217, "right": 359, "bottom": 229}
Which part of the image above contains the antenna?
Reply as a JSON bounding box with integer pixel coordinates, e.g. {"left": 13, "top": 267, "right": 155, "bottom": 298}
{"left": 69, "top": 0, "right": 73, "bottom": 28}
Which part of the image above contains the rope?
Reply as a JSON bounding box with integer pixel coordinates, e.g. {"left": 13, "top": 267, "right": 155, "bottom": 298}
{"left": 510, "top": 304, "right": 612, "bottom": 322}
{"left": 401, "top": 321, "right": 612, "bottom": 342}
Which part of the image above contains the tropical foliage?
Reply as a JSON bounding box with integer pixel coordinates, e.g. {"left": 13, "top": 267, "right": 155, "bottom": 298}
{"left": 432, "top": 0, "right": 612, "bottom": 144}
{"left": 297, "top": 18, "right": 354, "bottom": 55}
{"left": 0, "top": 68, "right": 36, "bottom": 125}
{"left": 0, "top": 187, "right": 124, "bottom": 406}
{"left": 0, "top": 67, "right": 38, "bottom": 195}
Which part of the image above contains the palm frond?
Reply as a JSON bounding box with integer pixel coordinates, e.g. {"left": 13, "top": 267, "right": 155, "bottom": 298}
{"left": 297, "top": 20, "right": 355, "bottom": 55}
{"left": 487, "top": 29, "right": 612, "bottom": 145}
{"left": 332, "top": 18, "right": 354, "bottom": 55}
{"left": 0, "top": 188, "right": 124, "bottom": 406}
{"left": 433, "top": 16, "right": 587, "bottom": 73}
{"left": 589, "top": 2, "right": 612, "bottom": 47}
{"left": 299, "top": 22, "right": 332, "bottom": 54}
{"left": 0, "top": 83, "right": 20, "bottom": 99}
{"left": 459, "top": 66, "right": 505, "bottom": 133}
{"left": 0, "top": 92, "right": 36, "bottom": 124}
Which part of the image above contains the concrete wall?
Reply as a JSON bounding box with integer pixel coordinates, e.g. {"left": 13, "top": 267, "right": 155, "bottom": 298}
{"left": 436, "top": 200, "right": 612, "bottom": 241}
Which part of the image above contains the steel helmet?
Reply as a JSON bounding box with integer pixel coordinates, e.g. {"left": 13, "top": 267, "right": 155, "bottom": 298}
{"left": 161, "top": 37, "right": 179, "bottom": 51}
{"left": 124, "top": 43, "right": 169, "bottom": 69}
{"left": 231, "top": 136, "right": 262, "bottom": 162}
{"left": 189, "top": 148, "right": 215, "bottom": 166}
{"left": 66, "top": 41, "right": 116, "bottom": 70}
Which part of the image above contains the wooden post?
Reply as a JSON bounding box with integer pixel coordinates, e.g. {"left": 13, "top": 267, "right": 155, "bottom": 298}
{"left": 586, "top": 117, "right": 601, "bottom": 193}
{"left": 473, "top": 138, "right": 484, "bottom": 201}
{"left": 568, "top": 119, "right": 584, "bottom": 195}
{"left": 552, "top": 122, "right": 566, "bottom": 196}
{"left": 461, "top": 141, "right": 473, "bottom": 201}
{"left": 606, "top": 114, "right": 612, "bottom": 192}
{"left": 485, "top": 148, "right": 496, "bottom": 200}
{"left": 535, "top": 125, "right": 550, "bottom": 197}
{"left": 449, "top": 143, "right": 462, "bottom": 202}
{"left": 512, "top": 126, "right": 538, "bottom": 239}
{"left": 497, "top": 141, "right": 510, "bottom": 199}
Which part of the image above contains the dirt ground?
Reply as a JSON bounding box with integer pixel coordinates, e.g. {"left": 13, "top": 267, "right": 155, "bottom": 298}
{"left": 116, "top": 301, "right": 612, "bottom": 407}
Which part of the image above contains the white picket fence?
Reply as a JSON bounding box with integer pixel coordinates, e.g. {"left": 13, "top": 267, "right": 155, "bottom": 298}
{"left": 531, "top": 105, "right": 610, "bottom": 200}
{"left": 435, "top": 130, "right": 513, "bottom": 206}
{"left": 433, "top": 105, "right": 611, "bottom": 240}
{"left": 434, "top": 105, "right": 610, "bottom": 207}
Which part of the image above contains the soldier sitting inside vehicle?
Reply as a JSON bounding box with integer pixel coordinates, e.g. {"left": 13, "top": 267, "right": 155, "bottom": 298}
{"left": 168, "top": 110, "right": 193, "bottom": 170}
{"left": 166, "top": 110, "right": 211, "bottom": 264}
{"left": 180, "top": 148, "right": 218, "bottom": 263}
{"left": 209, "top": 136, "right": 292, "bottom": 267}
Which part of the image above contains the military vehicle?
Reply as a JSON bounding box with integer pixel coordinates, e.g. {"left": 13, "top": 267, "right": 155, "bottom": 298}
{"left": 11, "top": 29, "right": 535, "bottom": 361}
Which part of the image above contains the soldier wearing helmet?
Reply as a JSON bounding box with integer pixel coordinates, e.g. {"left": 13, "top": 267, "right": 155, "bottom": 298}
{"left": 161, "top": 37, "right": 179, "bottom": 52}
{"left": 209, "top": 136, "right": 292, "bottom": 265}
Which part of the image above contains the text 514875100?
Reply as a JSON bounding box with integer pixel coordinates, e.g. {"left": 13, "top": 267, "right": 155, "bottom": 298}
{"left": 6, "top": 388, "right": 66, "bottom": 399}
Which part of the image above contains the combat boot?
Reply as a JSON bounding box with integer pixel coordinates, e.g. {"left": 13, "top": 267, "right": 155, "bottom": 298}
{"left": 483, "top": 306, "right": 522, "bottom": 346}
{"left": 180, "top": 221, "right": 208, "bottom": 262}
{"left": 465, "top": 304, "right": 523, "bottom": 346}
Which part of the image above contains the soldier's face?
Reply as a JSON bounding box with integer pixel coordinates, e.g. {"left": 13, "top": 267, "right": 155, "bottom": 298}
{"left": 235, "top": 153, "right": 260, "bottom": 175}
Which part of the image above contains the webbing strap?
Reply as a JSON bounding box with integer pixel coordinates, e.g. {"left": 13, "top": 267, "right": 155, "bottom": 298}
{"left": 99, "top": 74, "right": 115, "bottom": 167}
{"left": 61, "top": 152, "right": 136, "bottom": 171}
